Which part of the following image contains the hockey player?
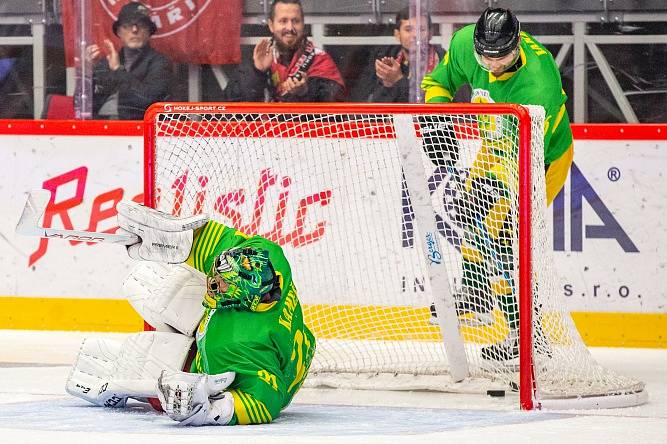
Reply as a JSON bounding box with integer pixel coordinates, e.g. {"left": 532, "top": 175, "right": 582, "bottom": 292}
{"left": 421, "top": 8, "right": 574, "bottom": 360}
{"left": 65, "top": 202, "right": 315, "bottom": 425}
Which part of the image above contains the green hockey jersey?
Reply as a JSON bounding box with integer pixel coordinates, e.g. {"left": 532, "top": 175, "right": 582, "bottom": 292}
{"left": 421, "top": 24, "right": 572, "bottom": 164}
{"left": 186, "top": 221, "right": 315, "bottom": 425}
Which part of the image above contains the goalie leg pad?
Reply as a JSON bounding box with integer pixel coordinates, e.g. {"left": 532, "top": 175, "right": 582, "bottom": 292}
{"left": 66, "top": 332, "right": 194, "bottom": 407}
{"left": 65, "top": 337, "right": 127, "bottom": 407}
{"left": 123, "top": 261, "right": 206, "bottom": 336}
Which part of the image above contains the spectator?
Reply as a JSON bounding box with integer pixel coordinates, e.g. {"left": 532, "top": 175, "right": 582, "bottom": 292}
{"left": 0, "top": 40, "right": 34, "bottom": 118}
{"left": 349, "top": 7, "right": 444, "bottom": 103}
{"left": 85, "top": 1, "right": 171, "bottom": 120}
{"left": 224, "top": 0, "right": 344, "bottom": 102}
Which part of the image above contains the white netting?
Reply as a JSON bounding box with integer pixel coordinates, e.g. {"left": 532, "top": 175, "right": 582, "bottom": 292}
{"left": 146, "top": 104, "right": 645, "bottom": 407}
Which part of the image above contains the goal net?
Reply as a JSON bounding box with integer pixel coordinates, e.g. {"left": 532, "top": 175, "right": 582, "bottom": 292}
{"left": 144, "top": 102, "right": 646, "bottom": 409}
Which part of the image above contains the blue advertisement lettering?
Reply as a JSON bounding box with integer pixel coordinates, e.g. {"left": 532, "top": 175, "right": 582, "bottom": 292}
{"left": 401, "top": 167, "right": 465, "bottom": 250}
{"left": 553, "top": 162, "right": 639, "bottom": 253}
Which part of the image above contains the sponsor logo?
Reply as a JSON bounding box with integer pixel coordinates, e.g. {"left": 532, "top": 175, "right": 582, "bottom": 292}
{"left": 28, "top": 166, "right": 144, "bottom": 267}
{"left": 103, "top": 395, "right": 125, "bottom": 408}
{"left": 159, "top": 167, "right": 332, "bottom": 249}
{"left": 402, "top": 162, "right": 637, "bottom": 254}
{"left": 425, "top": 232, "right": 442, "bottom": 265}
{"left": 75, "top": 384, "right": 91, "bottom": 394}
{"left": 46, "top": 233, "right": 106, "bottom": 242}
{"left": 28, "top": 165, "right": 332, "bottom": 265}
{"left": 563, "top": 282, "right": 641, "bottom": 300}
{"left": 151, "top": 242, "right": 178, "bottom": 249}
{"left": 553, "top": 162, "right": 638, "bottom": 253}
{"left": 163, "top": 103, "right": 227, "bottom": 113}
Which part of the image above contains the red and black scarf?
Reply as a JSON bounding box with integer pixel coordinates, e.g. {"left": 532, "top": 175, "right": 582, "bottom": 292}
{"left": 269, "top": 39, "right": 344, "bottom": 99}
{"left": 395, "top": 44, "right": 441, "bottom": 76}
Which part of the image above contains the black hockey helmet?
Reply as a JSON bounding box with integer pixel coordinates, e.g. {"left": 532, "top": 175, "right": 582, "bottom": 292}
{"left": 474, "top": 8, "right": 520, "bottom": 58}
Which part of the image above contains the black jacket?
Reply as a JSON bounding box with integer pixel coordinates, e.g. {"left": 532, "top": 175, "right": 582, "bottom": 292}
{"left": 349, "top": 45, "right": 445, "bottom": 103}
{"left": 92, "top": 45, "right": 171, "bottom": 120}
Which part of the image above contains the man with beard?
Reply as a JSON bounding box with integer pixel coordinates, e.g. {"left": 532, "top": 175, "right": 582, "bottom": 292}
{"left": 225, "top": 0, "right": 344, "bottom": 102}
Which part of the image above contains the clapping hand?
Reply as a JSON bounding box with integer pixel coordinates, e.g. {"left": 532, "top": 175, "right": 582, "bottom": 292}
{"left": 253, "top": 38, "right": 274, "bottom": 71}
{"left": 85, "top": 39, "right": 121, "bottom": 71}
{"left": 375, "top": 56, "right": 404, "bottom": 87}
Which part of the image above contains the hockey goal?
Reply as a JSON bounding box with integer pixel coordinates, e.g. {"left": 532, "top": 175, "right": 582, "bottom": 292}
{"left": 143, "top": 102, "right": 646, "bottom": 410}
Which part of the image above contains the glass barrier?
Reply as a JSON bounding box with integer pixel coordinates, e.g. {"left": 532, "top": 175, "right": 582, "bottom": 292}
{"left": 0, "top": 0, "right": 664, "bottom": 122}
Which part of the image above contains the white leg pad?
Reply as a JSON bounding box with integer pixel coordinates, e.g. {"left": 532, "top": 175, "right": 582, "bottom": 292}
{"left": 66, "top": 332, "right": 194, "bottom": 407}
{"left": 123, "top": 261, "right": 206, "bottom": 336}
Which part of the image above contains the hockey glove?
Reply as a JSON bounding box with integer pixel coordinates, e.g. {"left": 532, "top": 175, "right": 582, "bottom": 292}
{"left": 156, "top": 370, "right": 236, "bottom": 426}
{"left": 419, "top": 115, "right": 460, "bottom": 167}
{"left": 116, "top": 201, "right": 208, "bottom": 263}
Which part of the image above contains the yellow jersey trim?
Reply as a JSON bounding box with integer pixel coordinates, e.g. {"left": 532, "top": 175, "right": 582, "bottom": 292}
{"left": 489, "top": 47, "right": 526, "bottom": 83}
{"left": 230, "top": 389, "right": 272, "bottom": 424}
{"left": 552, "top": 103, "right": 567, "bottom": 135}
{"left": 424, "top": 84, "right": 453, "bottom": 102}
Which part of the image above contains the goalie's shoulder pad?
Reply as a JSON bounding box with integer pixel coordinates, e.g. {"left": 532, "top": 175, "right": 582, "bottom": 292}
{"left": 116, "top": 201, "right": 208, "bottom": 232}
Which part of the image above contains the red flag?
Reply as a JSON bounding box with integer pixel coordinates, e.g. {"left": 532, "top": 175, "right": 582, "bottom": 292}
{"left": 62, "top": 0, "right": 241, "bottom": 67}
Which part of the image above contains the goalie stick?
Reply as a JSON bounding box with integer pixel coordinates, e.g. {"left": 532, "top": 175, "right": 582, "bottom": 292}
{"left": 15, "top": 189, "right": 139, "bottom": 245}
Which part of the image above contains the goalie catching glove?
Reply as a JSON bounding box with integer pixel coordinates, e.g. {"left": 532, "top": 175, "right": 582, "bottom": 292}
{"left": 117, "top": 201, "right": 208, "bottom": 263}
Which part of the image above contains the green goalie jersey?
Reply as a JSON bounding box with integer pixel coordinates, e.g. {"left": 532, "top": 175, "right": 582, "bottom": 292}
{"left": 421, "top": 24, "right": 572, "bottom": 165}
{"left": 185, "top": 221, "right": 315, "bottom": 425}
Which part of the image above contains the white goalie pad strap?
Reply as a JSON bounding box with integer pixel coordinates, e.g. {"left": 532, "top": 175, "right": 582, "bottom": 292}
{"left": 116, "top": 201, "right": 208, "bottom": 263}
{"left": 66, "top": 332, "right": 194, "bottom": 407}
{"left": 123, "top": 261, "right": 206, "bottom": 336}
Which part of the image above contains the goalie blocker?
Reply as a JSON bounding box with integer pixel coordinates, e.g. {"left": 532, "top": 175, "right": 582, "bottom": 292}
{"left": 116, "top": 201, "right": 208, "bottom": 263}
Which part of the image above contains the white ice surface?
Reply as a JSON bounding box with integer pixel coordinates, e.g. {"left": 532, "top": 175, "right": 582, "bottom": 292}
{"left": 0, "top": 330, "right": 665, "bottom": 444}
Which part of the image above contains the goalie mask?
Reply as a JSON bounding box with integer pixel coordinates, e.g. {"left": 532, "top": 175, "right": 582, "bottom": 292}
{"left": 204, "top": 247, "right": 280, "bottom": 311}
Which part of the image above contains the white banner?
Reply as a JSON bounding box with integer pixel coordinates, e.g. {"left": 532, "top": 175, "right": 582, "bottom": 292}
{"left": 550, "top": 140, "right": 667, "bottom": 312}
{"left": 0, "top": 132, "right": 665, "bottom": 315}
{"left": 0, "top": 135, "right": 143, "bottom": 298}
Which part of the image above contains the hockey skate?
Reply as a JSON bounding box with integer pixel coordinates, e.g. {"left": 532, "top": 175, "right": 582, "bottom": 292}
{"left": 429, "top": 287, "right": 495, "bottom": 327}
{"left": 480, "top": 327, "right": 553, "bottom": 362}
{"left": 481, "top": 329, "right": 519, "bottom": 361}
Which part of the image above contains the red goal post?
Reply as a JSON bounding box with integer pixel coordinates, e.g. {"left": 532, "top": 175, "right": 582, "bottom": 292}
{"left": 143, "top": 102, "right": 645, "bottom": 411}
